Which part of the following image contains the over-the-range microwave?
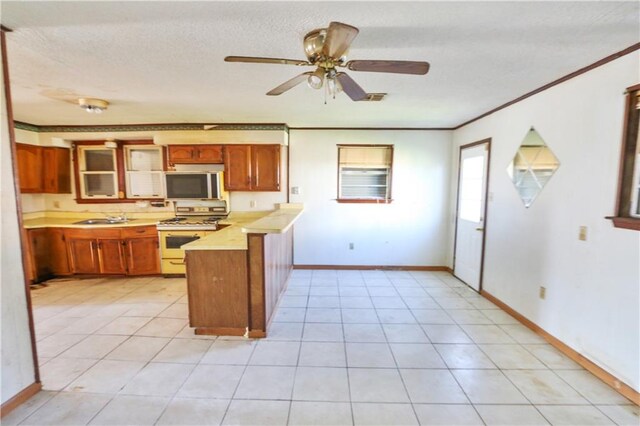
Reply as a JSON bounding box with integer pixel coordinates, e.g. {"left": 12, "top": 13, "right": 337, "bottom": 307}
{"left": 165, "top": 171, "right": 222, "bottom": 200}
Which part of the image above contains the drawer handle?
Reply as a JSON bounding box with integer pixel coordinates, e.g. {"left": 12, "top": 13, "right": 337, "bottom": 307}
{"left": 136, "top": 229, "right": 146, "bottom": 233}
{"left": 169, "top": 260, "right": 186, "bottom": 265}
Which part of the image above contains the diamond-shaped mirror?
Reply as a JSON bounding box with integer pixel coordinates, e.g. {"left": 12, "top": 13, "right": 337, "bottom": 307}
{"left": 507, "top": 128, "right": 560, "bottom": 207}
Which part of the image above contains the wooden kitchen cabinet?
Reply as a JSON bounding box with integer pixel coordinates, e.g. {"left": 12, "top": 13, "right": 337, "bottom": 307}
{"left": 223, "top": 145, "right": 252, "bottom": 191}
{"left": 48, "top": 228, "right": 70, "bottom": 275}
{"left": 125, "top": 237, "right": 160, "bottom": 275}
{"left": 27, "top": 228, "right": 51, "bottom": 281}
{"left": 65, "top": 226, "right": 159, "bottom": 276}
{"left": 122, "top": 225, "right": 160, "bottom": 275}
{"left": 26, "top": 228, "right": 71, "bottom": 282}
{"left": 252, "top": 144, "right": 281, "bottom": 191}
{"left": 42, "top": 147, "right": 71, "bottom": 193}
{"left": 67, "top": 235, "right": 101, "bottom": 274}
{"left": 223, "top": 144, "right": 280, "bottom": 192}
{"left": 168, "top": 145, "right": 223, "bottom": 165}
{"left": 16, "top": 143, "right": 71, "bottom": 194}
{"left": 16, "top": 143, "right": 43, "bottom": 193}
{"left": 97, "top": 238, "right": 127, "bottom": 274}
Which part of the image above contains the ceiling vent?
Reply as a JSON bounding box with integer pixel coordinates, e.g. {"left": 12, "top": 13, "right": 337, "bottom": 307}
{"left": 362, "top": 93, "right": 386, "bottom": 102}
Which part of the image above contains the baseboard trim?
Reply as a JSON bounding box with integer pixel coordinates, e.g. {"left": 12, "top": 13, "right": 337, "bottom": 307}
{"left": 194, "top": 327, "right": 245, "bottom": 336}
{"left": 293, "top": 265, "right": 451, "bottom": 271}
{"left": 481, "top": 290, "right": 640, "bottom": 406}
{"left": 0, "top": 382, "right": 42, "bottom": 418}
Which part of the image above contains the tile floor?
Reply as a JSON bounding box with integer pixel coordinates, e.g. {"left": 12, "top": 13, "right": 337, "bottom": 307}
{"left": 4, "top": 270, "right": 638, "bottom": 425}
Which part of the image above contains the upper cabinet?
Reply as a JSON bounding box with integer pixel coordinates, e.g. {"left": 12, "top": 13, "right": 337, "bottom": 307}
{"left": 251, "top": 144, "right": 281, "bottom": 191}
{"left": 168, "top": 145, "right": 223, "bottom": 165}
{"left": 42, "top": 147, "right": 72, "bottom": 193}
{"left": 16, "top": 143, "right": 43, "bottom": 193}
{"left": 224, "top": 145, "right": 252, "bottom": 191}
{"left": 223, "top": 144, "right": 280, "bottom": 192}
{"left": 16, "top": 143, "right": 71, "bottom": 194}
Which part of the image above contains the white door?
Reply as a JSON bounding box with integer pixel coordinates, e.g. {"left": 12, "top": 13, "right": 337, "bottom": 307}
{"left": 454, "top": 142, "right": 490, "bottom": 291}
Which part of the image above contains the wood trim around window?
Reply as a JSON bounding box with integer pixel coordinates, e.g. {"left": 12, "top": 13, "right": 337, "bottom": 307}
{"left": 73, "top": 140, "right": 165, "bottom": 204}
{"left": 609, "top": 84, "right": 640, "bottom": 230}
{"left": 336, "top": 144, "right": 394, "bottom": 204}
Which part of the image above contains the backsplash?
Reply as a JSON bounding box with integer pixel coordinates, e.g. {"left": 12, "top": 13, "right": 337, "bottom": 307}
{"left": 21, "top": 193, "right": 174, "bottom": 215}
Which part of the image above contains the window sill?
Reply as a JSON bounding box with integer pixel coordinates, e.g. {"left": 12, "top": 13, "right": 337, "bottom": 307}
{"left": 336, "top": 199, "right": 394, "bottom": 204}
{"left": 607, "top": 216, "right": 640, "bottom": 231}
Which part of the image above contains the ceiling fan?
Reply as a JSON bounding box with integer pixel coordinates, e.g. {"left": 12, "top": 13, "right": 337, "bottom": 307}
{"left": 224, "top": 22, "right": 430, "bottom": 101}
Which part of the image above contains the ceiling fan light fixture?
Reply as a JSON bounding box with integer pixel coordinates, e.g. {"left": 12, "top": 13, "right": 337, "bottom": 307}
{"left": 307, "top": 68, "right": 324, "bottom": 90}
{"left": 78, "top": 98, "right": 108, "bottom": 114}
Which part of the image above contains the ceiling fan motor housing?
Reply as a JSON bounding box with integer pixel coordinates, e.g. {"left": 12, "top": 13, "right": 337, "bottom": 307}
{"left": 303, "top": 28, "right": 348, "bottom": 66}
{"left": 303, "top": 29, "right": 326, "bottom": 63}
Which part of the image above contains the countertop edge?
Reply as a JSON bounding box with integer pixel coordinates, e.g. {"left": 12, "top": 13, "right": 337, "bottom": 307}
{"left": 240, "top": 208, "right": 304, "bottom": 235}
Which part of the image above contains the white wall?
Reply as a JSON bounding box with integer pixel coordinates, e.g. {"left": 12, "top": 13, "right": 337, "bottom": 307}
{"left": 1, "top": 49, "right": 37, "bottom": 403}
{"left": 289, "top": 130, "right": 453, "bottom": 266}
{"left": 452, "top": 53, "right": 640, "bottom": 391}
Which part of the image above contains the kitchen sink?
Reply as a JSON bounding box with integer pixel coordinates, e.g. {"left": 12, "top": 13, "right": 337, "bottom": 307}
{"left": 73, "top": 218, "right": 135, "bottom": 225}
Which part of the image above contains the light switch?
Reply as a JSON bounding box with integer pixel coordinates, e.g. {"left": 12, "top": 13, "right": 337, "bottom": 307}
{"left": 291, "top": 186, "right": 301, "bottom": 195}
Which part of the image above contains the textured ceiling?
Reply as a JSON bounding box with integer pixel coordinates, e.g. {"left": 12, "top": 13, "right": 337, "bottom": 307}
{"left": 1, "top": 1, "right": 638, "bottom": 127}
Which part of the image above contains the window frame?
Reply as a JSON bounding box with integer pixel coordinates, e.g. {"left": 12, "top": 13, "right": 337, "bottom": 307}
{"left": 611, "top": 83, "right": 640, "bottom": 230}
{"left": 336, "top": 144, "right": 394, "bottom": 204}
{"left": 73, "top": 140, "right": 167, "bottom": 204}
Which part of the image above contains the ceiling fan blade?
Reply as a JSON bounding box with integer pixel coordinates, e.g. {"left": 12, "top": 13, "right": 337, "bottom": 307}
{"left": 322, "top": 22, "right": 359, "bottom": 59}
{"left": 225, "top": 56, "right": 312, "bottom": 66}
{"left": 266, "top": 72, "right": 312, "bottom": 96}
{"left": 336, "top": 72, "right": 367, "bottom": 101}
{"left": 346, "top": 60, "right": 430, "bottom": 75}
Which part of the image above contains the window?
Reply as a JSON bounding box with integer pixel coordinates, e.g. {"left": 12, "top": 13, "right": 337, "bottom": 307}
{"left": 337, "top": 145, "right": 393, "bottom": 203}
{"left": 74, "top": 140, "right": 165, "bottom": 203}
{"left": 124, "top": 146, "right": 165, "bottom": 198}
{"left": 611, "top": 84, "right": 640, "bottom": 230}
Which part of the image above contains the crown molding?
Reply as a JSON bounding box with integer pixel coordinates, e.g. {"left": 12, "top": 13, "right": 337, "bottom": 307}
{"left": 13, "top": 122, "right": 289, "bottom": 133}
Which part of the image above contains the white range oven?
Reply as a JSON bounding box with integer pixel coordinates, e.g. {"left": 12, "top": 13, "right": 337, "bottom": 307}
{"left": 157, "top": 200, "right": 227, "bottom": 275}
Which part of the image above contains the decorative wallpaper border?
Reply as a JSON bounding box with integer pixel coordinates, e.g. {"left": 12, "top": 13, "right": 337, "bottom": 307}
{"left": 14, "top": 121, "right": 289, "bottom": 133}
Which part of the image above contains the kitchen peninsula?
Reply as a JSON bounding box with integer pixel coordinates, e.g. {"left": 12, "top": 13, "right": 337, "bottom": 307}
{"left": 183, "top": 204, "right": 303, "bottom": 338}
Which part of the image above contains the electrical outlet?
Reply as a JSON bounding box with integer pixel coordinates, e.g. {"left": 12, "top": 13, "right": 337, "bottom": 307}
{"left": 53, "top": 201, "right": 60, "bottom": 209}
{"left": 578, "top": 226, "right": 587, "bottom": 241}
{"left": 250, "top": 200, "right": 257, "bottom": 208}
{"left": 291, "top": 186, "right": 301, "bottom": 195}
{"left": 348, "top": 242, "right": 354, "bottom": 250}
{"left": 539, "top": 286, "right": 546, "bottom": 299}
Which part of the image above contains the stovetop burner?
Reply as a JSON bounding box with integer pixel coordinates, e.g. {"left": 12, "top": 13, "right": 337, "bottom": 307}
{"left": 157, "top": 215, "right": 227, "bottom": 230}
{"left": 159, "top": 217, "right": 187, "bottom": 224}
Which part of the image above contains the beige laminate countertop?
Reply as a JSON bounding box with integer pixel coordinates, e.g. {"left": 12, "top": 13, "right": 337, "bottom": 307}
{"left": 22, "top": 216, "right": 170, "bottom": 229}
{"left": 183, "top": 204, "right": 304, "bottom": 251}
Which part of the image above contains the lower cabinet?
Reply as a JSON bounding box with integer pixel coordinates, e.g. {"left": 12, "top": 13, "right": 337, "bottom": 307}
{"left": 26, "top": 227, "right": 71, "bottom": 282}
{"left": 66, "top": 235, "right": 100, "bottom": 274}
{"left": 97, "top": 238, "right": 127, "bottom": 274}
{"left": 49, "top": 228, "right": 71, "bottom": 275}
{"left": 27, "top": 225, "right": 161, "bottom": 281}
{"left": 124, "top": 237, "right": 161, "bottom": 275}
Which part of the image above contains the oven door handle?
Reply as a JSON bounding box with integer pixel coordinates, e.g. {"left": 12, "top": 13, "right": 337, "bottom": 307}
{"left": 169, "top": 260, "right": 186, "bottom": 265}
{"left": 166, "top": 234, "right": 201, "bottom": 238}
